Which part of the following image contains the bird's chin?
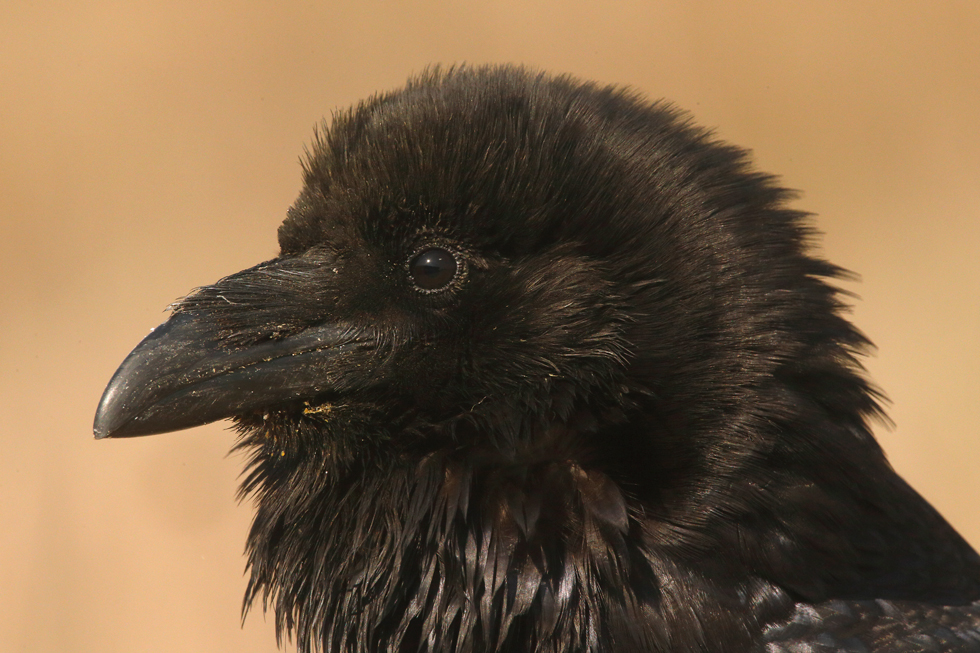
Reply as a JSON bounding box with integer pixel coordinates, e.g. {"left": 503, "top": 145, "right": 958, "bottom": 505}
{"left": 231, "top": 394, "right": 423, "bottom": 462}
{"left": 232, "top": 395, "right": 349, "bottom": 426}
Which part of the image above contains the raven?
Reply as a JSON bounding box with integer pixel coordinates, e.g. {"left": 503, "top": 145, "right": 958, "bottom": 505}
{"left": 94, "top": 66, "right": 980, "bottom": 652}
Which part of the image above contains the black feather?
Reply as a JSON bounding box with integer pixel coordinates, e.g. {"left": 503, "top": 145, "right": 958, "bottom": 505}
{"left": 95, "top": 65, "right": 980, "bottom": 652}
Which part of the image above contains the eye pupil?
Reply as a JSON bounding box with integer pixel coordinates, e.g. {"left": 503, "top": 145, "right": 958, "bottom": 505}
{"left": 410, "top": 248, "right": 458, "bottom": 290}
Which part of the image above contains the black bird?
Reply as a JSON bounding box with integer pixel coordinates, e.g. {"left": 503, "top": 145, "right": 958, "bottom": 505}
{"left": 94, "top": 66, "right": 980, "bottom": 652}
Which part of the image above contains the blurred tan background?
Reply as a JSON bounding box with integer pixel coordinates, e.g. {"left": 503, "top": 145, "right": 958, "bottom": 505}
{"left": 2, "top": 2, "right": 978, "bottom": 651}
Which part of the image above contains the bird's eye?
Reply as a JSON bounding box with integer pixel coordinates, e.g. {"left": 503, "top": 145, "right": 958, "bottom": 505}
{"left": 409, "top": 248, "right": 458, "bottom": 291}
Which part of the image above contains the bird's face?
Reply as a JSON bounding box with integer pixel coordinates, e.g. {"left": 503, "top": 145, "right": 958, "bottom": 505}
{"left": 95, "top": 68, "right": 840, "bottom": 483}
{"left": 94, "top": 71, "right": 668, "bottom": 471}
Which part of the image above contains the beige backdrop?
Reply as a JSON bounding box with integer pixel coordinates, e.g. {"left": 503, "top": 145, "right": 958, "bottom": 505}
{"left": 2, "top": 2, "right": 978, "bottom": 652}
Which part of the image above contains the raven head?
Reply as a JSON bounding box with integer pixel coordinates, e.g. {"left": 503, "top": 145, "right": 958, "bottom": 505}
{"left": 95, "top": 66, "right": 980, "bottom": 652}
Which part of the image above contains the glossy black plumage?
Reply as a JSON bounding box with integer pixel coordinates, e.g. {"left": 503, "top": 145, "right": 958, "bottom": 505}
{"left": 95, "top": 66, "right": 980, "bottom": 652}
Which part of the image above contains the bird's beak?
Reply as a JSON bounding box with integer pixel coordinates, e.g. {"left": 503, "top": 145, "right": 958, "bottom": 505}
{"left": 94, "top": 289, "right": 375, "bottom": 439}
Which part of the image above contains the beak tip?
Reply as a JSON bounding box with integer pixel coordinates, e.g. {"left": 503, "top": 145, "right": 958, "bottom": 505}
{"left": 93, "top": 398, "right": 119, "bottom": 439}
{"left": 93, "top": 375, "right": 135, "bottom": 439}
